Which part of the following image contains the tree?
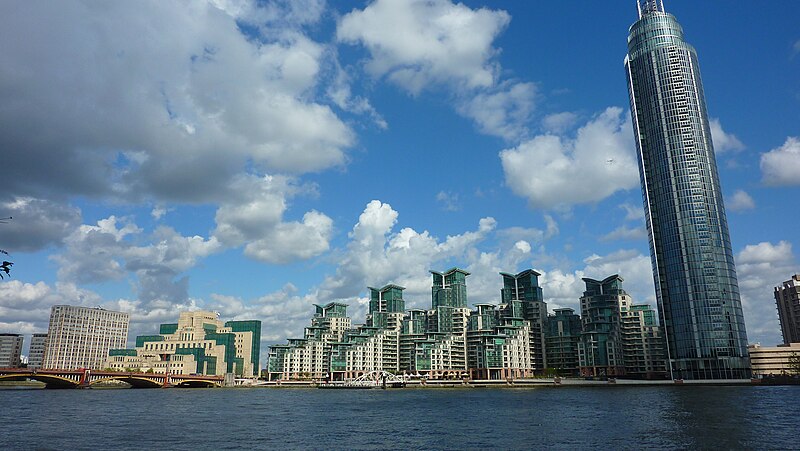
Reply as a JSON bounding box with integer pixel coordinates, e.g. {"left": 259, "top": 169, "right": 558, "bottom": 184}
{"left": 0, "top": 216, "right": 12, "bottom": 280}
{"left": 789, "top": 352, "right": 800, "bottom": 376}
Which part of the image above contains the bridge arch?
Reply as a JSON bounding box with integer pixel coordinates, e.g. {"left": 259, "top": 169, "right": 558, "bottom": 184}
{"left": 89, "top": 376, "right": 163, "bottom": 388}
{"left": 0, "top": 373, "right": 79, "bottom": 389}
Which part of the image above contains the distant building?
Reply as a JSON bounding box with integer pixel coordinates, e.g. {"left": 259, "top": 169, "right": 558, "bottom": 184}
{"left": 269, "top": 302, "right": 351, "bottom": 381}
{"left": 578, "top": 276, "right": 627, "bottom": 377}
{"left": 749, "top": 343, "right": 800, "bottom": 376}
{"left": 545, "top": 308, "right": 582, "bottom": 377}
{"left": 623, "top": 304, "right": 667, "bottom": 379}
{"left": 105, "top": 311, "right": 261, "bottom": 377}
{"left": 500, "top": 270, "right": 548, "bottom": 373}
{"left": 775, "top": 274, "right": 800, "bottom": 344}
{"left": 27, "top": 333, "right": 47, "bottom": 369}
{"left": 578, "top": 275, "right": 666, "bottom": 379}
{"left": 43, "top": 305, "right": 129, "bottom": 370}
{"left": 466, "top": 304, "right": 532, "bottom": 380}
{"left": 0, "top": 333, "right": 24, "bottom": 368}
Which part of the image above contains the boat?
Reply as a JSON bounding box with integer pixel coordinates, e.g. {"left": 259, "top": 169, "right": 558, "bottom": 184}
{"left": 318, "top": 371, "right": 406, "bottom": 389}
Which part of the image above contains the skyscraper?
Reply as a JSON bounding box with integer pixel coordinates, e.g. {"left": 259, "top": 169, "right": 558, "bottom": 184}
{"left": 625, "top": 1, "right": 750, "bottom": 379}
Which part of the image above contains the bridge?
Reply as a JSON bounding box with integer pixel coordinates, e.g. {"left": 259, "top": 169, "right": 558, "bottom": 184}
{"left": 0, "top": 368, "right": 224, "bottom": 389}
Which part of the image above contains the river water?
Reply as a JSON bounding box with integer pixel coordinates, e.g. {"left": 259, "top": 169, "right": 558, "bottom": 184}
{"left": 1, "top": 385, "right": 797, "bottom": 450}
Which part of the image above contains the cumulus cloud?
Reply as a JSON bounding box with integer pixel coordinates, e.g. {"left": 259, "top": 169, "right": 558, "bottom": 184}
{"left": 0, "top": 197, "right": 82, "bottom": 252}
{"left": 338, "top": 0, "right": 535, "bottom": 141}
{"left": 0, "top": 0, "right": 353, "bottom": 205}
{"left": 496, "top": 215, "right": 559, "bottom": 247}
{"left": 542, "top": 112, "right": 579, "bottom": 134}
{"left": 709, "top": 118, "right": 745, "bottom": 153}
{"left": 338, "top": 0, "right": 509, "bottom": 94}
{"left": 212, "top": 175, "right": 333, "bottom": 264}
{"left": 761, "top": 137, "right": 800, "bottom": 186}
{"left": 457, "top": 81, "right": 536, "bottom": 141}
{"left": 51, "top": 216, "right": 221, "bottom": 306}
{"left": 539, "top": 249, "right": 656, "bottom": 313}
{"left": 726, "top": 190, "right": 756, "bottom": 212}
{"left": 0, "top": 280, "right": 109, "bottom": 335}
{"left": 318, "top": 200, "right": 497, "bottom": 316}
{"left": 601, "top": 225, "right": 648, "bottom": 242}
{"left": 500, "top": 107, "right": 639, "bottom": 209}
{"left": 736, "top": 241, "right": 799, "bottom": 345}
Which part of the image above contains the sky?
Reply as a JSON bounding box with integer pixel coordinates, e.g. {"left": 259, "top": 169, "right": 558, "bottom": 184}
{"left": 1, "top": 0, "right": 798, "bottom": 362}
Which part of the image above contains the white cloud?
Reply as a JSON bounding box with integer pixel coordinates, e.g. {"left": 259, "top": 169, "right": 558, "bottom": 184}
{"left": 736, "top": 241, "right": 799, "bottom": 345}
{"left": 496, "top": 215, "right": 559, "bottom": 247}
{"left": 317, "top": 200, "right": 497, "bottom": 316}
{"left": 337, "top": 0, "right": 536, "bottom": 141}
{"left": 726, "top": 189, "right": 756, "bottom": 212}
{"left": 0, "top": 0, "right": 354, "bottom": 205}
{"left": 500, "top": 107, "right": 639, "bottom": 209}
{"left": 709, "top": 118, "right": 745, "bottom": 153}
{"left": 619, "top": 202, "right": 644, "bottom": 222}
{"left": 337, "top": 0, "right": 509, "bottom": 94}
{"left": 457, "top": 81, "right": 536, "bottom": 141}
{"left": 212, "top": 174, "right": 333, "bottom": 264}
{"left": 51, "top": 215, "right": 221, "bottom": 307}
{"left": 542, "top": 112, "right": 578, "bottom": 134}
{"left": 436, "top": 191, "right": 461, "bottom": 212}
{"left": 761, "top": 137, "right": 800, "bottom": 186}
{"left": 601, "top": 225, "right": 648, "bottom": 242}
{"left": 243, "top": 211, "right": 333, "bottom": 264}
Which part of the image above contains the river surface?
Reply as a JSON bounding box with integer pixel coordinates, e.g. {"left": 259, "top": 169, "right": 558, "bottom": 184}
{"left": 1, "top": 385, "right": 797, "bottom": 450}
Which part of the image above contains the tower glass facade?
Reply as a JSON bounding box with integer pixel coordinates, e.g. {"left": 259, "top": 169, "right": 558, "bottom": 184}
{"left": 625, "top": 1, "right": 749, "bottom": 379}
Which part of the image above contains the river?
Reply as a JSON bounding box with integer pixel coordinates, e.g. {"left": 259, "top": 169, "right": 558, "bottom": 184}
{"left": 1, "top": 385, "right": 797, "bottom": 450}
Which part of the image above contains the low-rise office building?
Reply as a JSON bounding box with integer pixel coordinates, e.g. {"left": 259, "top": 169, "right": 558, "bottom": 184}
{"left": 749, "top": 343, "right": 800, "bottom": 376}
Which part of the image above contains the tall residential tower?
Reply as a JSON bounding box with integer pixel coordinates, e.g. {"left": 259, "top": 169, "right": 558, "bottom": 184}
{"left": 625, "top": 1, "right": 749, "bottom": 379}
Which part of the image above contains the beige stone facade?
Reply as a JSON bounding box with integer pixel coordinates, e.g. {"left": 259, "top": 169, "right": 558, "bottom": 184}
{"left": 749, "top": 343, "right": 800, "bottom": 376}
{"left": 43, "top": 305, "right": 129, "bottom": 370}
{"left": 104, "top": 311, "right": 259, "bottom": 377}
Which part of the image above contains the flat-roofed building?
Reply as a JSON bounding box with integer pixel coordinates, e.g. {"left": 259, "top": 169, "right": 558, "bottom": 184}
{"left": 775, "top": 275, "right": 800, "bottom": 345}
{"left": 749, "top": 343, "right": 800, "bottom": 376}
{"left": 0, "top": 333, "right": 24, "bottom": 368}
{"left": 105, "top": 311, "right": 261, "bottom": 377}
{"left": 27, "top": 333, "right": 47, "bottom": 369}
{"left": 43, "top": 305, "right": 129, "bottom": 370}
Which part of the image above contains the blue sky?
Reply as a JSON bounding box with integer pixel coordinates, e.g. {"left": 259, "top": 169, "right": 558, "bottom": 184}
{"left": 1, "top": 0, "right": 798, "bottom": 359}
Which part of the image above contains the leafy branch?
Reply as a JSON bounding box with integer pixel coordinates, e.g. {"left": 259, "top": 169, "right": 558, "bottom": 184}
{"left": 1, "top": 216, "right": 12, "bottom": 279}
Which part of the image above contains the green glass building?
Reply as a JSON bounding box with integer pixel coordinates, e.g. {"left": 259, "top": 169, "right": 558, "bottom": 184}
{"left": 625, "top": 0, "right": 749, "bottom": 379}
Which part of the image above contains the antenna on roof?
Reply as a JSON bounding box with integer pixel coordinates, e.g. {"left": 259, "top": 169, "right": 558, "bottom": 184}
{"left": 637, "top": 0, "right": 665, "bottom": 18}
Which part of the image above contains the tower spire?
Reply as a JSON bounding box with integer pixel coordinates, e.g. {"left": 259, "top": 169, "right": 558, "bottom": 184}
{"left": 637, "top": 0, "right": 665, "bottom": 18}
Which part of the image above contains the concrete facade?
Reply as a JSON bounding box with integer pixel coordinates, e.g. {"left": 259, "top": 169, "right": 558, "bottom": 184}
{"left": 749, "top": 343, "right": 800, "bottom": 376}
{"left": 104, "top": 311, "right": 260, "bottom": 377}
{"left": 43, "top": 305, "right": 129, "bottom": 370}
{"left": 0, "top": 333, "right": 24, "bottom": 368}
{"left": 27, "top": 333, "right": 47, "bottom": 369}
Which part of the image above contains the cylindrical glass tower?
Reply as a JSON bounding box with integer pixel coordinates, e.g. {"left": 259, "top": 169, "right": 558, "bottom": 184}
{"left": 624, "top": 1, "right": 750, "bottom": 379}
